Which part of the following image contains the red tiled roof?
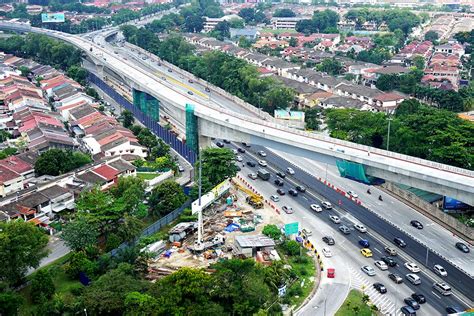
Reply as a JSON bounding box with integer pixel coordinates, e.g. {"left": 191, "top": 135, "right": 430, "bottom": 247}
{"left": 92, "top": 164, "right": 120, "bottom": 181}
{"left": 0, "top": 156, "right": 33, "bottom": 174}
{"left": 0, "top": 165, "right": 21, "bottom": 184}
{"left": 374, "top": 92, "right": 405, "bottom": 102}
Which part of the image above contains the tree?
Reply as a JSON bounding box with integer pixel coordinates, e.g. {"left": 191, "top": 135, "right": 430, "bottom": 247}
{"left": 184, "top": 14, "right": 204, "bottom": 33}
{"left": 112, "top": 176, "right": 147, "bottom": 218}
{"left": 282, "top": 240, "right": 301, "bottom": 256}
{"left": 61, "top": 218, "right": 99, "bottom": 252}
{"left": 412, "top": 55, "right": 425, "bottom": 70}
{"left": 31, "top": 269, "right": 55, "bottom": 303}
{"left": 18, "top": 66, "right": 30, "bottom": 77}
{"left": 148, "top": 180, "right": 187, "bottom": 217}
{"left": 288, "top": 37, "right": 298, "bottom": 47}
{"left": 66, "top": 65, "right": 88, "bottom": 84}
{"left": 0, "top": 291, "right": 23, "bottom": 316}
{"left": 317, "top": 58, "right": 343, "bottom": 75}
{"left": 238, "top": 8, "right": 256, "bottom": 23}
{"left": 273, "top": 8, "right": 296, "bottom": 18}
{"left": 0, "top": 221, "right": 49, "bottom": 286}
{"left": 305, "top": 107, "right": 321, "bottom": 130}
{"left": 212, "top": 21, "right": 230, "bottom": 39}
{"left": 262, "top": 224, "right": 282, "bottom": 240}
{"left": 35, "top": 149, "right": 92, "bottom": 176}
{"left": 121, "top": 110, "right": 134, "bottom": 128}
{"left": 118, "top": 215, "right": 145, "bottom": 242}
{"left": 124, "top": 292, "right": 158, "bottom": 316}
{"left": 200, "top": 148, "right": 238, "bottom": 186}
{"left": 424, "top": 30, "right": 439, "bottom": 42}
{"left": 375, "top": 74, "right": 399, "bottom": 91}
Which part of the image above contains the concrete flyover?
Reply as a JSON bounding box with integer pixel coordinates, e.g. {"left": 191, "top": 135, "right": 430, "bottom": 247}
{"left": 1, "top": 22, "right": 473, "bottom": 205}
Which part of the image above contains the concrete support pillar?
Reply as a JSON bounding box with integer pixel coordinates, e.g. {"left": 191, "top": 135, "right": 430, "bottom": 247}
{"left": 198, "top": 135, "right": 212, "bottom": 149}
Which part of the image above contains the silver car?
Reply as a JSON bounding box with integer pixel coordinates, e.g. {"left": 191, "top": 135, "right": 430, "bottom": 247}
{"left": 361, "top": 265, "right": 376, "bottom": 276}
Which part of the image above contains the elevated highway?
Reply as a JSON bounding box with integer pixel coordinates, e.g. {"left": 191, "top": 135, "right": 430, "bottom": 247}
{"left": 1, "top": 22, "right": 473, "bottom": 205}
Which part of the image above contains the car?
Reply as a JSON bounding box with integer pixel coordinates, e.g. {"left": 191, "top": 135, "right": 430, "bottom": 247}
{"left": 286, "top": 167, "right": 295, "bottom": 175}
{"left": 347, "top": 190, "right": 358, "bottom": 198}
{"left": 410, "top": 220, "right": 423, "bottom": 229}
{"left": 310, "top": 204, "right": 322, "bottom": 212}
{"left": 277, "top": 189, "right": 286, "bottom": 195}
{"left": 322, "top": 247, "right": 332, "bottom": 257}
{"left": 400, "top": 306, "right": 416, "bottom": 316}
{"left": 404, "top": 298, "right": 420, "bottom": 310}
{"left": 339, "top": 225, "right": 350, "bottom": 235}
{"left": 205, "top": 87, "right": 211, "bottom": 92}
{"left": 358, "top": 239, "right": 370, "bottom": 248}
{"left": 384, "top": 246, "right": 397, "bottom": 256}
{"left": 329, "top": 215, "right": 340, "bottom": 224}
{"left": 360, "top": 248, "right": 372, "bottom": 257}
{"left": 236, "top": 155, "right": 243, "bottom": 162}
{"left": 235, "top": 165, "right": 241, "bottom": 172}
{"left": 270, "top": 195, "right": 280, "bottom": 202}
{"left": 178, "top": 165, "right": 185, "bottom": 172}
{"left": 302, "top": 228, "right": 312, "bottom": 237}
{"left": 296, "top": 185, "right": 306, "bottom": 193}
{"left": 388, "top": 273, "right": 403, "bottom": 284}
{"left": 375, "top": 260, "right": 388, "bottom": 271}
{"left": 237, "top": 148, "right": 246, "bottom": 153}
{"left": 322, "top": 201, "right": 332, "bottom": 209}
{"left": 258, "top": 151, "right": 267, "bottom": 157}
{"left": 406, "top": 274, "right": 421, "bottom": 285}
{"left": 455, "top": 242, "right": 470, "bottom": 253}
{"left": 232, "top": 149, "right": 239, "bottom": 155}
{"left": 433, "top": 282, "right": 452, "bottom": 296}
{"left": 248, "top": 173, "right": 257, "bottom": 180}
{"left": 167, "top": 69, "right": 172, "bottom": 72}
{"left": 394, "top": 237, "right": 407, "bottom": 248}
{"left": 223, "top": 139, "right": 231, "bottom": 144}
{"left": 381, "top": 256, "right": 397, "bottom": 267}
{"left": 246, "top": 161, "right": 256, "bottom": 167}
{"left": 187, "top": 91, "right": 194, "bottom": 95}
{"left": 216, "top": 142, "right": 224, "bottom": 148}
{"left": 242, "top": 142, "right": 251, "bottom": 147}
{"left": 282, "top": 206, "right": 293, "bottom": 214}
{"left": 274, "top": 179, "right": 284, "bottom": 187}
{"left": 361, "top": 265, "right": 376, "bottom": 276}
{"left": 404, "top": 262, "right": 420, "bottom": 273}
{"left": 446, "top": 307, "right": 464, "bottom": 314}
{"left": 322, "top": 236, "right": 335, "bottom": 245}
{"left": 288, "top": 189, "right": 298, "bottom": 196}
{"left": 433, "top": 264, "right": 447, "bottom": 277}
{"left": 354, "top": 224, "right": 367, "bottom": 233}
{"left": 188, "top": 79, "right": 193, "bottom": 83}
{"left": 411, "top": 293, "right": 426, "bottom": 304}
{"left": 276, "top": 171, "right": 286, "bottom": 178}
{"left": 373, "top": 282, "right": 387, "bottom": 294}
{"left": 258, "top": 160, "right": 267, "bottom": 167}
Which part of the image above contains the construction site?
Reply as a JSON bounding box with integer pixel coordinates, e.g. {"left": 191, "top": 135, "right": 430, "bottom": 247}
{"left": 144, "top": 177, "right": 285, "bottom": 280}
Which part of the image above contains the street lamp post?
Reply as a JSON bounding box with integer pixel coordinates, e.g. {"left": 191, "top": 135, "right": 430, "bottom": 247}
{"left": 386, "top": 116, "right": 393, "bottom": 151}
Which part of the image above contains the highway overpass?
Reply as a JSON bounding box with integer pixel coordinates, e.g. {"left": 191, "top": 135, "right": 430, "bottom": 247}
{"left": 1, "top": 22, "right": 473, "bottom": 205}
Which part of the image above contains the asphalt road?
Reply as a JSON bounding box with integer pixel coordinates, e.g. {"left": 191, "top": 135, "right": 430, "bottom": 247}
{"left": 230, "top": 142, "right": 473, "bottom": 313}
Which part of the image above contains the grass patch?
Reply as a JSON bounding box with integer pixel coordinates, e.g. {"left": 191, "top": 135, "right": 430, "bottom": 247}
{"left": 137, "top": 172, "right": 159, "bottom": 180}
{"left": 336, "top": 289, "right": 372, "bottom": 316}
{"left": 261, "top": 28, "right": 299, "bottom": 34}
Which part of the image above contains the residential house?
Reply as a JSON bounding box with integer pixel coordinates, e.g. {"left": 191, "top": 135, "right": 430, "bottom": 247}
{"left": 373, "top": 92, "right": 406, "bottom": 113}
{"left": 319, "top": 96, "right": 368, "bottom": 110}
{"left": 0, "top": 155, "right": 35, "bottom": 179}
{"left": 276, "top": 76, "right": 321, "bottom": 108}
{"left": 0, "top": 165, "right": 24, "bottom": 197}
{"left": 334, "top": 83, "right": 382, "bottom": 105}
{"left": 429, "top": 53, "right": 460, "bottom": 67}
{"left": 229, "top": 28, "right": 259, "bottom": 40}
{"left": 260, "top": 58, "right": 300, "bottom": 77}
{"left": 434, "top": 43, "right": 465, "bottom": 57}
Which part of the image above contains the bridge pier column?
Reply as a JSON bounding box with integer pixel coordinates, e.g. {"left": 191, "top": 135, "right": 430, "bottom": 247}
{"left": 198, "top": 135, "right": 212, "bottom": 149}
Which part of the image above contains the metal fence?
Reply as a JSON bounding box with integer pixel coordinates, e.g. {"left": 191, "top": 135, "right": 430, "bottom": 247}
{"left": 110, "top": 200, "right": 191, "bottom": 257}
{"left": 87, "top": 72, "right": 197, "bottom": 165}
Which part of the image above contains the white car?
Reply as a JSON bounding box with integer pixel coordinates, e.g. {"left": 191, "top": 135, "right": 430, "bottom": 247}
{"left": 232, "top": 149, "right": 238, "bottom": 154}
{"left": 322, "top": 247, "right": 332, "bottom": 257}
{"left": 329, "top": 215, "right": 340, "bottom": 224}
{"left": 374, "top": 260, "right": 388, "bottom": 271}
{"left": 248, "top": 173, "right": 257, "bottom": 180}
{"left": 236, "top": 155, "right": 243, "bottom": 162}
{"left": 361, "top": 265, "right": 376, "bottom": 276}
{"left": 354, "top": 224, "right": 367, "bottom": 233}
{"left": 404, "top": 262, "right": 421, "bottom": 273}
{"left": 258, "top": 160, "right": 267, "bottom": 167}
{"left": 322, "top": 201, "right": 332, "bottom": 209}
{"left": 270, "top": 195, "right": 280, "bottom": 202}
{"left": 258, "top": 150, "right": 267, "bottom": 157}
{"left": 310, "top": 204, "right": 322, "bottom": 212}
{"left": 433, "top": 264, "right": 447, "bottom": 277}
{"left": 286, "top": 167, "right": 295, "bottom": 175}
{"left": 347, "top": 191, "right": 358, "bottom": 198}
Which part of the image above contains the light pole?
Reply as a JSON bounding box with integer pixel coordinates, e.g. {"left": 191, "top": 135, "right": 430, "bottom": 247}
{"left": 386, "top": 116, "right": 393, "bottom": 151}
{"left": 425, "top": 247, "right": 429, "bottom": 267}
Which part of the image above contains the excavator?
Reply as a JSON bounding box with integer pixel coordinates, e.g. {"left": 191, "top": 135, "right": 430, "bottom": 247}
{"left": 232, "top": 181, "right": 264, "bottom": 209}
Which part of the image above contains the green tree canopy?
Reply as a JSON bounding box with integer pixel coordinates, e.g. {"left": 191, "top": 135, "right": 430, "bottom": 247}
{"left": 31, "top": 269, "right": 55, "bottom": 304}
{"left": 61, "top": 218, "right": 99, "bottom": 252}
{"left": 35, "top": 149, "right": 92, "bottom": 176}
{"left": 148, "top": 180, "right": 187, "bottom": 217}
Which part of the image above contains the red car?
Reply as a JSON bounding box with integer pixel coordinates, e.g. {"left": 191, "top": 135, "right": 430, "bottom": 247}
{"left": 327, "top": 268, "right": 335, "bottom": 278}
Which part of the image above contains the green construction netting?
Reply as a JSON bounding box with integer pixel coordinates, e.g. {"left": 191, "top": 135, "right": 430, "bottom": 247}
{"left": 336, "top": 159, "right": 372, "bottom": 184}
{"left": 132, "top": 89, "right": 160, "bottom": 121}
{"left": 186, "top": 103, "right": 198, "bottom": 152}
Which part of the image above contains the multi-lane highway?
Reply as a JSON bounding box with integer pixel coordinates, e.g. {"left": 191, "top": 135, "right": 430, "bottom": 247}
{"left": 227, "top": 142, "right": 472, "bottom": 315}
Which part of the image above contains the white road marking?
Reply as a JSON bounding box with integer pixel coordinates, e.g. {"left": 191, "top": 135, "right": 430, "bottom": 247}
{"left": 431, "top": 291, "right": 441, "bottom": 299}
{"left": 374, "top": 248, "right": 382, "bottom": 254}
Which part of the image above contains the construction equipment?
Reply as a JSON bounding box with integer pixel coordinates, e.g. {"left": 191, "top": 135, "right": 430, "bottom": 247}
{"left": 233, "top": 181, "right": 264, "bottom": 209}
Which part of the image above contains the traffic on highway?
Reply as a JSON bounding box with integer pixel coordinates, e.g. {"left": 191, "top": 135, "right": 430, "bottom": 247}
{"left": 219, "top": 140, "right": 472, "bottom": 315}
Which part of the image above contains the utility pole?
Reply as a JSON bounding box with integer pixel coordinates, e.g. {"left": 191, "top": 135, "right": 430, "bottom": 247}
{"left": 386, "top": 116, "right": 393, "bottom": 151}
{"left": 197, "top": 147, "right": 203, "bottom": 246}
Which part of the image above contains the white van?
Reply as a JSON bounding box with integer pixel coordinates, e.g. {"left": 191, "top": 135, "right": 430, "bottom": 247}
{"left": 433, "top": 282, "right": 452, "bottom": 296}
{"left": 322, "top": 201, "right": 332, "bottom": 209}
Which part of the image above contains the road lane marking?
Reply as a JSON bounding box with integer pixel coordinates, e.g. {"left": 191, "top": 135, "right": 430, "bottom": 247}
{"left": 374, "top": 248, "right": 381, "bottom": 253}
{"left": 431, "top": 291, "right": 441, "bottom": 299}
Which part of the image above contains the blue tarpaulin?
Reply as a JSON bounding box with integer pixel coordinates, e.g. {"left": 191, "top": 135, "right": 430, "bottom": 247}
{"left": 224, "top": 223, "right": 240, "bottom": 232}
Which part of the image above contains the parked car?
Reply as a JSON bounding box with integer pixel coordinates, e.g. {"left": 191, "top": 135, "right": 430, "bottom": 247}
{"left": 394, "top": 237, "right": 407, "bottom": 248}
{"left": 400, "top": 306, "right": 416, "bottom": 316}
{"left": 282, "top": 206, "right": 293, "bottom": 214}
{"left": 411, "top": 293, "right": 426, "bottom": 304}
{"left": 274, "top": 179, "right": 284, "bottom": 187}
{"left": 455, "top": 242, "right": 470, "bottom": 253}
{"left": 329, "top": 215, "right": 340, "bottom": 224}
{"left": 388, "top": 273, "right": 403, "bottom": 284}
{"left": 339, "top": 225, "right": 350, "bottom": 235}
{"left": 354, "top": 224, "right": 367, "bottom": 233}
{"left": 178, "top": 165, "right": 185, "bottom": 172}
{"left": 404, "top": 262, "right": 420, "bottom": 273}
{"left": 410, "top": 220, "right": 423, "bottom": 229}
{"left": 310, "top": 204, "right": 322, "bottom": 212}
{"left": 373, "top": 282, "right": 387, "bottom": 294}
{"left": 286, "top": 167, "right": 295, "bottom": 175}
{"left": 361, "top": 265, "right": 376, "bottom": 276}
{"left": 236, "top": 155, "right": 243, "bottom": 162}
{"left": 433, "top": 264, "right": 447, "bottom": 277}
{"left": 322, "top": 236, "right": 335, "bottom": 245}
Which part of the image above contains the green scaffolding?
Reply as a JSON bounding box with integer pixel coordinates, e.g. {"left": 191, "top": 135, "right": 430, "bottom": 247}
{"left": 132, "top": 89, "right": 159, "bottom": 121}
{"left": 186, "top": 103, "right": 198, "bottom": 152}
{"left": 336, "top": 159, "right": 372, "bottom": 184}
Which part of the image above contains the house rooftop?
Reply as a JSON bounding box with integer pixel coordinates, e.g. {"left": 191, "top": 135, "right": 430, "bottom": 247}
{"left": 235, "top": 235, "right": 276, "bottom": 248}
{"left": 39, "top": 185, "right": 70, "bottom": 200}
{"left": 0, "top": 165, "right": 22, "bottom": 184}
{"left": 92, "top": 164, "right": 120, "bottom": 181}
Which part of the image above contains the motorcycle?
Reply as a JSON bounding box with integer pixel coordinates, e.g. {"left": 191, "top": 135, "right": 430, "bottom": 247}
{"left": 367, "top": 189, "right": 371, "bottom": 194}
{"left": 378, "top": 195, "right": 383, "bottom": 201}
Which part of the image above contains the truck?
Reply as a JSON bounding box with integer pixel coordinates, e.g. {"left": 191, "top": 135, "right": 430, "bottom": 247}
{"left": 257, "top": 168, "right": 270, "bottom": 181}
